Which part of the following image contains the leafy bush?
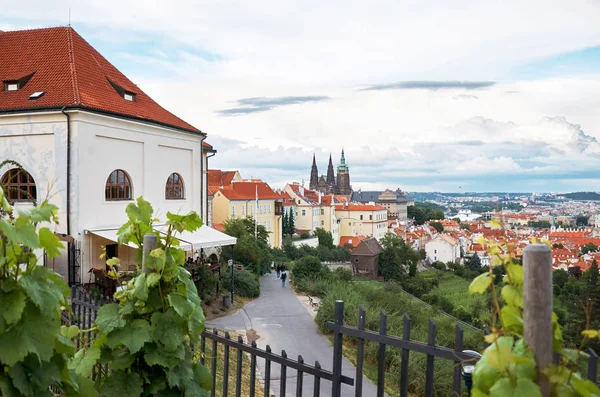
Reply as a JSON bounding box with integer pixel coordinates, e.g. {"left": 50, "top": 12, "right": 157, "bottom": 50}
{"left": 300, "top": 231, "right": 311, "bottom": 239}
{"left": 399, "top": 274, "right": 438, "bottom": 298}
{"left": 0, "top": 185, "right": 95, "bottom": 396}
{"left": 292, "top": 256, "right": 326, "bottom": 280}
{"left": 77, "top": 198, "right": 211, "bottom": 397}
{"left": 333, "top": 267, "right": 353, "bottom": 282}
{"left": 431, "top": 261, "right": 446, "bottom": 270}
{"left": 293, "top": 277, "right": 332, "bottom": 298}
{"left": 192, "top": 265, "right": 219, "bottom": 303}
{"left": 222, "top": 269, "right": 260, "bottom": 298}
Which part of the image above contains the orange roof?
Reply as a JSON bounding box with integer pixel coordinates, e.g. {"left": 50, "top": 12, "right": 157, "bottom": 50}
{"left": 339, "top": 235, "right": 366, "bottom": 248}
{"left": 278, "top": 191, "right": 296, "bottom": 207}
{"left": 218, "top": 181, "right": 280, "bottom": 200}
{"left": 0, "top": 27, "right": 200, "bottom": 133}
{"left": 203, "top": 141, "right": 214, "bottom": 150}
{"left": 208, "top": 170, "right": 238, "bottom": 190}
{"left": 335, "top": 203, "right": 386, "bottom": 211}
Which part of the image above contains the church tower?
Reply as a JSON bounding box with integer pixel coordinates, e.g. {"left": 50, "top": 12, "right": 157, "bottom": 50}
{"left": 336, "top": 149, "right": 352, "bottom": 195}
{"left": 309, "top": 154, "right": 319, "bottom": 191}
{"left": 326, "top": 154, "right": 335, "bottom": 192}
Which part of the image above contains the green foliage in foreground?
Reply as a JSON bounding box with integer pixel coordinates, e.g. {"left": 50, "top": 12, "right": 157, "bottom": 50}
{"left": 316, "top": 281, "right": 482, "bottom": 397}
{"left": 0, "top": 185, "right": 95, "bottom": 396}
{"left": 76, "top": 198, "right": 211, "bottom": 397}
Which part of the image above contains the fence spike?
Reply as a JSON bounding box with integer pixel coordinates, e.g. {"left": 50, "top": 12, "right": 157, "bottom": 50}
{"left": 453, "top": 323, "right": 464, "bottom": 396}
{"left": 425, "top": 319, "right": 437, "bottom": 397}
{"left": 400, "top": 313, "right": 411, "bottom": 397}
{"left": 377, "top": 310, "right": 387, "bottom": 397}
{"left": 238, "top": 335, "right": 244, "bottom": 344}
{"left": 355, "top": 305, "right": 366, "bottom": 397}
{"left": 225, "top": 331, "right": 231, "bottom": 339}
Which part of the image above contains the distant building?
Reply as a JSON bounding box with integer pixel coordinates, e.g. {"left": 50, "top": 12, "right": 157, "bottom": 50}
{"left": 351, "top": 189, "right": 413, "bottom": 222}
{"left": 309, "top": 149, "right": 352, "bottom": 195}
{"left": 350, "top": 238, "right": 383, "bottom": 280}
{"left": 335, "top": 202, "right": 388, "bottom": 241}
{"left": 425, "top": 234, "right": 461, "bottom": 263}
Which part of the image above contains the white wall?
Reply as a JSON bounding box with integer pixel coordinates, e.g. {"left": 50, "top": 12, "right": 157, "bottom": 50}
{"left": 425, "top": 239, "right": 459, "bottom": 263}
{"left": 1, "top": 110, "right": 206, "bottom": 281}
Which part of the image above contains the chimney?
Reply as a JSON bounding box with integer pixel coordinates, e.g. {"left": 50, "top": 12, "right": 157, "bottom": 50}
{"left": 318, "top": 191, "right": 322, "bottom": 205}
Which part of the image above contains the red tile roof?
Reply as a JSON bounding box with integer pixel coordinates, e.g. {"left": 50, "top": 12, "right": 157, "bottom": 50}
{"left": 335, "top": 203, "right": 386, "bottom": 211}
{"left": 0, "top": 27, "right": 201, "bottom": 134}
{"left": 340, "top": 235, "right": 366, "bottom": 248}
{"left": 208, "top": 170, "right": 238, "bottom": 190}
{"left": 218, "top": 181, "right": 280, "bottom": 200}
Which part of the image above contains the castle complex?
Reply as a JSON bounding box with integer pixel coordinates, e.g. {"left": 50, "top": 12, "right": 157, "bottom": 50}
{"left": 309, "top": 150, "right": 352, "bottom": 195}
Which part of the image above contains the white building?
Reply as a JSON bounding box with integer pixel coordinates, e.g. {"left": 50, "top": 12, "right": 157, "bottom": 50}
{"left": 0, "top": 27, "right": 233, "bottom": 285}
{"left": 425, "top": 234, "right": 461, "bottom": 263}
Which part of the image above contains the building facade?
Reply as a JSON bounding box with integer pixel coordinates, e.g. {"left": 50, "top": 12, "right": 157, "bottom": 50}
{"left": 425, "top": 234, "right": 461, "bottom": 263}
{"left": 0, "top": 27, "right": 225, "bottom": 284}
{"left": 350, "top": 189, "right": 413, "bottom": 223}
{"left": 212, "top": 180, "right": 283, "bottom": 248}
{"left": 335, "top": 203, "right": 388, "bottom": 241}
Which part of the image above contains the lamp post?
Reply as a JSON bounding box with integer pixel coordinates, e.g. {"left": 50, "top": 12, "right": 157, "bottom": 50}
{"left": 230, "top": 244, "right": 235, "bottom": 305}
{"left": 461, "top": 350, "right": 481, "bottom": 397}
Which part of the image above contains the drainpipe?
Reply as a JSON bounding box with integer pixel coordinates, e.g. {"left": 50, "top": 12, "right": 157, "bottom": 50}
{"left": 61, "top": 107, "right": 72, "bottom": 284}
{"left": 206, "top": 150, "right": 216, "bottom": 225}
{"left": 200, "top": 137, "right": 205, "bottom": 222}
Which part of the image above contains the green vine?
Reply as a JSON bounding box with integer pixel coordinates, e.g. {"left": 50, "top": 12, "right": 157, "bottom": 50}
{"left": 0, "top": 186, "right": 95, "bottom": 396}
{"left": 73, "top": 197, "right": 211, "bottom": 397}
{"left": 469, "top": 223, "right": 600, "bottom": 396}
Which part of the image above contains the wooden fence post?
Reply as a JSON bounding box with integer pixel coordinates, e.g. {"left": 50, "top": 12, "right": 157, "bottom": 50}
{"left": 142, "top": 233, "right": 157, "bottom": 273}
{"left": 523, "top": 244, "right": 552, "bottom": 397}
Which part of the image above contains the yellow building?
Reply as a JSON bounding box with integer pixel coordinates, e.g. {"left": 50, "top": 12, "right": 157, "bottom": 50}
{"left": 335, "top": 203, "right": 388, "bottom": 241}
{"left": 212, "top": 180, "right": 283, "bottom": 248}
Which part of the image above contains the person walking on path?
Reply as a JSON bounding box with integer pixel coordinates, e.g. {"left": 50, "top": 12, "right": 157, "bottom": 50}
{"left": 276, "top": 264, "right": 281, "bottom": 279}
{"left": 281, "top": 270, "right": 287, "bottom": 287}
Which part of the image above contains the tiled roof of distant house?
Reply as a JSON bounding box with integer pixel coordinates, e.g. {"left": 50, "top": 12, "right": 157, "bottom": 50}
{"left": 335, "top": 203, "right": 386, "bottom": 211}
{"left": 350, "top": 190, "right": 410, "bottom": 203}
{"left": 340, "top": 235, "right": 367, "bottom": 248}
{"left": 218, "top": 181, "right": 280, "bottom": 200}
{"left": 0, "top": 27, "right": 201, "bottom": 134}
{"left": 208, "top": 170, "right": 238, "bottom": 189}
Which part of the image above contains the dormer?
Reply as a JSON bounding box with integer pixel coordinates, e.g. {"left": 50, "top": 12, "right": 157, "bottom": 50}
{"left": 3, "top": 72, "right": 35, "bottom": 92}
{"left": 107, "top": 78, "right": 136, "bottom": 102}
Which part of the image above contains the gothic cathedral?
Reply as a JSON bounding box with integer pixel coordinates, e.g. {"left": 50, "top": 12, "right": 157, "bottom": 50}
{"left": 309, "top": 150, "right": 352, "bottom": 195}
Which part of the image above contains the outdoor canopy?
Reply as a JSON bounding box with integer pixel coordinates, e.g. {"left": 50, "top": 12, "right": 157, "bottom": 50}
{"left": 86, "top": 225, "right": 237, "bottom": 251}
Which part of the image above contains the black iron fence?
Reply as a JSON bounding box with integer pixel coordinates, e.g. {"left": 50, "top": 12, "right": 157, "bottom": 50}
{"left": 65, "top": 287, "right": 598, "bottom": 397}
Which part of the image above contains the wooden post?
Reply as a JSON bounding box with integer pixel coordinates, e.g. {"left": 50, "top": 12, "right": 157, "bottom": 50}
{"left": 523, "top": 244, "right": 552, "bottom": 397}
{"left": 142, "top": 233, "right": 157, "bottom": 273}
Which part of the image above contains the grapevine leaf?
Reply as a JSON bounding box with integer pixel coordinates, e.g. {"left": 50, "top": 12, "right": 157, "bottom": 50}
{"left": 194, "top": 363, "right": 212, "bottom": 391}
{"left": 55, "top": 333, "right": 76, "bottom": 355}
{"left": 144, "top": 343, "right": 181, "bottom": 368}
{"left": 571, "top": 378, "right": 600, "bottom": 396}
{"left": 168, "top": 292, "right": 194, "bottom": 318}
{"left": 101, "top": 370, "right": 144, "bottom": 397}
{"left": 506, "top": 264, "right": 523, "bottom": 286}
{"left": 28, "top": 202, "right": 59, "bottom": 223}
{"left": 581, "top": 330, "right": 599, "bottom": 339}
{"left": 146, "top": 272, "right": 161, "bottom": 287}
{"left": 189, "top": 307, "right": 206, "bottom": 342}
{"left": 108, "top": 349, "right": 136, "bottom": 371}
{"left": 38, "top": 227, "right": 64, "bottom": 259}
{"left": 8, "top": 363, "right": 33, "bottom": 396}
{"left": 69, "top": 375, "right": 100, "bottom": 397}
{"left": 68, "top": 334, "right": 105, "bottom": 377}
{"left": 472, "top": 389, "right": 490, "bottom": 397}
{"left": 107, "top": 319, "right": 152, "bottom": 354}
{"left": 0, "top": 303, "right": 57, "bottom": 365}
{"left": 487, "top": 345, "right": 513, "bottom": 372}
{"left": 96, "top": 303, "right": 126, "bottom": 334}
{"left": 0, "top": 288, "right": 26, "bottom": 325}
{"left": 19, "top": 266, "right": 67, "bottom": 315}
{"left": 166, "top": 211, "right": 203, "bottom": 233}
{"left": 501, "top": 284, "right": 524, "bottom": 308}
{"left": 501, "top": 306, "right": 524, "bottom": 335}
{"left": 132, "top": 273, "right": 149, "bottom": 301}
{"left": 469, "top": 273, "right": 492, "bottom": 295}
{"left": 489, "top": 377, "right": 541, "bottom": 397}
{"left": 562, "top": 348, "right": 580, "bottom": 364}
{"left": 0, "top": 373, "right": 20, "bottom": 397}
{"left": 13, "top": 214, "right": 40, "bottom": 247}
{"left": 125, "top": 197, "right": 154, "bottom": 225}
{"left": 151, "top": 309, "right": 186, "bottom": 352}
{"left": 473, "top": 353, "right": 501, "bottom": 394}
{"left": 61, "top": 325, "right": 80, "bottom": 339}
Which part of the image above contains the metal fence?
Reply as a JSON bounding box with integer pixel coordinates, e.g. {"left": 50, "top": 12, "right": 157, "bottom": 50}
{"left": 66, "top": 287, "right": 598, "bottom": 397}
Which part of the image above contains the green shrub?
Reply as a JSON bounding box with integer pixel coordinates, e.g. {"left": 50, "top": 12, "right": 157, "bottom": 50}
{"left": 333, "top": 267, "right": 353, "bottom": 282}
{"left": 292, "top": 256, "right": 326, "bottom": 280}
{"left": 294, "top": 277, "right": 333, "bottom": 298}
{"left": 222, "top": 269, "right": 260, "bottom": 298}
{"left": 193, "top": 265, "right": 219, "bottom": 303}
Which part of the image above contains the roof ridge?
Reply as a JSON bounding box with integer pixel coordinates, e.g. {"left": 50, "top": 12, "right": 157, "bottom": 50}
{"left": 66, "top": 27, "right": 80, "bottom": 104}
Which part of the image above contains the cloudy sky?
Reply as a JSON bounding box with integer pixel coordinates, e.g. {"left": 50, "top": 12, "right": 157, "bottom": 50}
{"left": 5, "top": 1, "right": 600, "bottom": 192}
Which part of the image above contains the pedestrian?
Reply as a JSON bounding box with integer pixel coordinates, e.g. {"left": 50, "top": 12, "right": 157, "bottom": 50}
{"left": 281, "top": 270, "right": 287, "bottom": 287}
{"left": 276, "top": 265, "right": 281, "bottom": 279}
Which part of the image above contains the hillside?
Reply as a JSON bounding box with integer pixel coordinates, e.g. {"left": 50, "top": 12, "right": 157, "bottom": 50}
{"left": 562, "top": 192, "right": 600, "bottom": 201}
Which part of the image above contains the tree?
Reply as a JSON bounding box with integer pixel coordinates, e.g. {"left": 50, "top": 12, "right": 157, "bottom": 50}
{"left": 378, "top": 233, "right": 420, "bottom": 282}
{"left": 467, "top": 252, "right": 482, "bottom": 271}
{"left": 460, "top": 223, "right": 471, "bottom": 231}
{"left": 282, "top": 210, "right": 288, "bottom": 238}
{"left": 287, "top": 210, "right": 296, "bottom": 237}
{"left": 408, "top": 206, "right": 426, "bottom": 225}
{"left": 292, "top": 256, "right": 325, "bottom": 279}
{"left": 552, "top": 243, "right": 564, "bottom": 249}
{"left": 430, "top": 221, "right": 444, "bottom": 233}
{"left": 314, "top": 227, "right": 334, "bottom": 249}
{"left": 552, "top": 269, "right": 569, "bottom": 290}
{"left": 581, "top": 243, "right": 598, "bottom": 255}
{"left": 577, "top": 215, "right": 590, "bottom": 226}
{"left": 221, "top": 217, "right": 273, "bottom": 274}
{"left": 568, "top": 266, "right": 583, "bottom": 279}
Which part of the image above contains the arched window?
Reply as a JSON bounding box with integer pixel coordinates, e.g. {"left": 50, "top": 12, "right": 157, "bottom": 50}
{"left": 105, "top": 169, "right": 132, "bottom": 201}
{"left": 165, "top": 173, "right": 185, "bottom": 200}
{"left": 1, "top": 168, "right": 37, "bottom": 202}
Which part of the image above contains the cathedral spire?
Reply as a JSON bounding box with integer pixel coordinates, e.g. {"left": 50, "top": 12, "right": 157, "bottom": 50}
{"left": 326, "top": 153, "right": 335, "bottom": 187}
{"left": 338, "top": 148, "right": 349, "bottom": 171}
{"left": 309, "top": 153, "right": 319, "bottom": 190}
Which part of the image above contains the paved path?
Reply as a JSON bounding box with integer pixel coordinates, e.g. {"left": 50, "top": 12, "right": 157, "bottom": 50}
{"left": 207, "top": 273, "right": 382, "bottom": 397}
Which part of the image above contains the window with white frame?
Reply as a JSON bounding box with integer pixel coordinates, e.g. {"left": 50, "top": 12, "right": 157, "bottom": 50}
{"left": 268, "top": 204, "right": 271, "bottom": 213}
{"left": 232, "top": 205, "right": 236, "bottom": 215}
{"left": 302, "top": 209, "right": 306, "bottom": 216}
{"left": 242, "top": 206, "right": 245, "bottom": 216}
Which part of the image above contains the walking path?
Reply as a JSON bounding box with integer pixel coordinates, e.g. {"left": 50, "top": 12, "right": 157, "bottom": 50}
{"left": 207, "top": 273, "right": 383, "bottom": 397}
